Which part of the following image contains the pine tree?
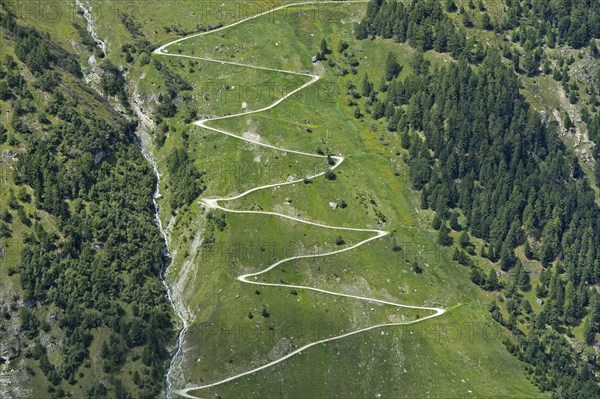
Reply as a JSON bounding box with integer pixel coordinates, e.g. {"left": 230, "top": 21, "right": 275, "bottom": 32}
{"left": 385, "top": 52, "right": 401, "bottom": 81}
{"left": 432, "top": 213, "right": 442, "bottom": 230}
{"left": 563, "top": 280, "right": 577, "bottom": 325}
{"left": 320, "top": 38, "right": 329, "bottom": 55}
{"left": 548, "top": 30, "right": 556, "bottom": 48}
{"left": 379, "top": 75, "right": 388, "bottom": 92}
{"left": 514, "top": 260, "right": 531, "bottom": 291}
{"left": 591, "top": 40, "right": 600, "bottom": 59}
{"left": 486, "top": 268, "right": 500, "bottom": 291}
{"left": 449, "top": 212, "right": 461, "bottom": 231}
{"left": 0, "top": 122, "right": 6, "bottom": 145}
{"left": 481, "top": 13, "right": 492, "bottom": 30}
{"left": 438, "top": 223, "right": 453, "bottom": 246}
{"left": 471, "top": 267, "right": 484, "bottom": 286}
{"left": 361, "top": 73, "right": 373, "bottom": 97}
{"left": 524, "top": 240, "right": 534, "bottom": 260}
{"left": 500, "top": 243, "right": 516, "bottom": 271}
{"left": 459, "top": 230, "right": 470, "bottom": 247}
{"left": 512, "top": 53, "right": 520, "bottom": 72}
{"left": 400, "top": 129, "right": 410, "bottom": 149}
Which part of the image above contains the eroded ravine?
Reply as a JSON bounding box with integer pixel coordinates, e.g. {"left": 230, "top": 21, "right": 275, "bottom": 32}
{"left": 75, "top": 2, "right": 188, "bottom": 397}
{"left": 153, "top": 2, "right": 447, "bottom": 397}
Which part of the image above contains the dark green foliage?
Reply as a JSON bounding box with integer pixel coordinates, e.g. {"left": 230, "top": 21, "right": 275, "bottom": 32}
{"left": 100, "top": 336, "right": 127, "bottom": 373}
{"left": 357, "top": 0, "right": 468, "bottom": 57}
{"left": 151, "top": 60, "right": 192, "bottom": 122}
{"left": 452, "top": 247, "right": 473, "bottom": 267}
{"left": 481, "top": 13, "right": 493, "bottom": 31}
{"left": 449, "top": 212, "right": 461, "bottom": 231}
{"left": 385, "top": 52, "right": 401, "bottom": 81}
{"left": 431, "top": 213, "right": 442, "bottom": 230}
{"left": 1, "top": 24, "right": 174, "bottom": 394}
{"left": 445, "top": 0, "right": 457, "bottom": 13}
{"left": 470, "top": 267, "right": 500, "bottom": 291}
{"left": 458, "top": 230, "right": 469, "bottom": 247}
{"left": 166, "top": 147, "right": 205, "bottom": 209}
{"left": 437, "top": 223, "right": 452, "bottom": 246}
{"left": 513, "top": 261, "right": 531, "bottom": 292}
{"left": 19, "top": 307, "right": 39, "bottom": 339}
{"left": 408, "top": 157, "right": 431, "bottom": 190}
{"left": 400, "top": 129, "right": 410, "bottom": 149}
{"left": 208, "top": 212, "right": 227, "bottom": 232}
{"left": 99, "top": 61, "right": 128, "bottom": 105}
{"left": 500, "top": 0, "right": 600, "bottom": 49}
{"left": 591, "top": 40, "right": 600, "bottom": 58}
{"left": 361, "top": 73, "right": 373, "bottom": 98}
{"left": 356, "top": 15, "right": 600, "bottom": 391}
{"left": 411, "top": 261, "right": 423, "bottom": 274}
{"left": 0, "top": 11, "right": 81, "bottom": 77}
{"left": 0, "top": 123, "right": 8, "bottom": 145}
{"left": 389, "top": 51, "right": 600, "bottom": 288}
{"left": 316, "top": 38, "right": 331, "bottom": 61}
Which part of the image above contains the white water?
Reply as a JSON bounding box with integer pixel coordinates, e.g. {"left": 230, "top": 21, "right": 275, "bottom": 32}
{"left": 135, "top": 139, "right": 188, "bottom": 399}
{"left": 75, "top": 1, "right": 185, "bottom": 397}
{"left": 75, "top": 0, "right": 106, "bottom": 55}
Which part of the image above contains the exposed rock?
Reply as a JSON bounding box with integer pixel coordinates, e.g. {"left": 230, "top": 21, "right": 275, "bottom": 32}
{"left": 0, "top": 337, "right": 20, "bottom": 362}
{"left": 329, "top": 202, "right": 338, "bottom": 209}
{"left": 94, "top": 150, "right": 110, "bottom": 164}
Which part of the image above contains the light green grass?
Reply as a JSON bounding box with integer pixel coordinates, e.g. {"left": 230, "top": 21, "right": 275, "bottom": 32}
{"left": 158, "top": 3, "right": 544, "bottom": 398}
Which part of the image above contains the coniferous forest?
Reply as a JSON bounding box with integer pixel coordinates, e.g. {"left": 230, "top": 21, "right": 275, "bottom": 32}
{"left": 354, "top": 0, "right": 600, "bottom": 397}
{"left": 2, "top": 0, "right": 600, "bottom": 397}
{"left": 0, "top": 6, "right": 173, "bottom": 398}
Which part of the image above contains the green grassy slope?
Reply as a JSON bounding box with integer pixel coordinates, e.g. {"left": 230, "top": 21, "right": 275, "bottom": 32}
{"left": 142, "top": 3, "right": 544, "bottom": 398}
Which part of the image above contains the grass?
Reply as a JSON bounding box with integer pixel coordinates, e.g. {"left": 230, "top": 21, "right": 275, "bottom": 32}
{"left": 4, "top": 0, "right": 594, "bottom": 397}
{"left": 154, "top": 2, "right": 545, "bottom": 398}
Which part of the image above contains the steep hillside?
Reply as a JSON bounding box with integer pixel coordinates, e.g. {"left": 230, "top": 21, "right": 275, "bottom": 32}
{"left": 0, "top": 3, "right": 174, "bottom": 398}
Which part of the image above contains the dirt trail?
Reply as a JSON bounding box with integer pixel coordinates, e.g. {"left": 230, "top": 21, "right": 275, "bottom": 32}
{"left": 153, "top": 2, "right": 448, "bottom": 397}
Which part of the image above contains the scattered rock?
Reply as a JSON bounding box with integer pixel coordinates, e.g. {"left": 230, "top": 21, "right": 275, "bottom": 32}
{"left": 0, "top": 337, "right": 20, "bottom": 362}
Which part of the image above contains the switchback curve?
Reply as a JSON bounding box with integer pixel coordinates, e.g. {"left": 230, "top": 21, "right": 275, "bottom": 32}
{"left": 153, "top": 2, "right": 447, "bottom": 397}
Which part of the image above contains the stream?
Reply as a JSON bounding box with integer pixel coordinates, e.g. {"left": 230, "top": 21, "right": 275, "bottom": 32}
{"left": 136, "top": 139, "right": 188, "bottom": 399}
{"left": 75, "top": 0, "right": 106, "bottom": 55}
{"left": 75, "top": 1, "right": 186, "bottom": 397}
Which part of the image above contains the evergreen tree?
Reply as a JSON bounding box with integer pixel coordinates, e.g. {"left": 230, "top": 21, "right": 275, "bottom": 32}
{"left": 361, "top": 73, "right": 373, "bottom": 97}
{"left": 481, "top": 13, "right": 493, "bottom": 30}
{"left": 432, "top": 213, "right": 442, "bottom": 230}
{"left": 514, "top": 260, "right": 531, "bottom": 291}
{"left": 438, "top": 223, "right": 453, "bottom": 246}
{"left": 385, "top": 52, "right": 401, "bottom": 81}
{"left": 449, "top": 212, "right": 461, "bottom": 231}
{"left": 320, "top": 38, "right": 330, "bottom": 55}
{"left": 486, "top": 268, "right": 500, "bottom": 291}
{"left": 400, "top": 129, "right": 410, "bottom": 149}
{"left": 563, "top": 280, "right": 578, "bottom": 325}
{"left": 591, "top": 40, "right": 600, "bottom": 59}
